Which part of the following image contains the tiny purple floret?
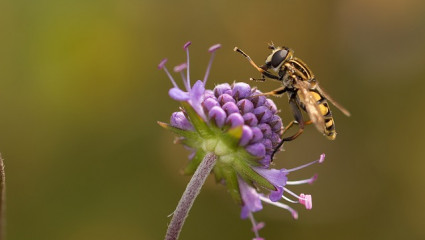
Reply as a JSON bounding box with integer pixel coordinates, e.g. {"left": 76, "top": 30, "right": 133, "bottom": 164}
{"left": 240, "top": 125, "right": 254, "bottom": 146}
{"left": 264, "top": 99, "right": 278, "bottom": 114}
{"left": 170, "top": 112, "right": 193, "bottom": 130}
{"left": 237, "top": 99, "right": 254, "bottom": 114}
{"left": 209, "top": 106, "right": 226, "bottom": 128}
{"left": 218, "top": 93, "right": 236, "bottom": 105}
{"left": 202, "top": 98, "right": 220, "bottom": 112}
{"left": 250, "top": 127, "right": 263, "bottom": 143}
{"left": 222, "top": 102, "right": 239, "bottom": 115}
{"left": 246, "top": 143, "right": 266, "bottom": 158}
{"left": 226, "top": 113, "right": 244, "bottom": 128}
{"left": 243, "top": 113, "right": 258, "bottom": 127}
{"left": 250, "top": 95, "right": 266, "bottom": 108}
{"left": 258, "top": 123, "right": 272, "bottom": 138}
{"left": 254, "top": 106, "right": 273, "bottom": 124}
{"left": 232, "top": 82, "right": 252, "bottom": 99}
{"left": 214, "top": 83, "right": 232, "bottom": 97}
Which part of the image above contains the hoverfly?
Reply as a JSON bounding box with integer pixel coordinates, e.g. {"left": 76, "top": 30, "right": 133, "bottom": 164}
{"left": 234, "top": 43, "right": 350, "bottom": 159}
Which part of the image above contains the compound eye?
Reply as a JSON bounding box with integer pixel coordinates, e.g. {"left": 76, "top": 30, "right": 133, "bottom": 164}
{"left": 271, "top": 49, "right": 288, "bottom": 68}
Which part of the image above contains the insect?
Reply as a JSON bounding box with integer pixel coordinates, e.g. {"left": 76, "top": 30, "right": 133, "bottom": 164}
{"left": 234, "top": 43, "right": 350, "bottom": 159}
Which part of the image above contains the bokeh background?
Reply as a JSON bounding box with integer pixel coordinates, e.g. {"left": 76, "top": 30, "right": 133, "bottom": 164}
{"left": 1, "top": 0, "right": 425, "bottom": 239}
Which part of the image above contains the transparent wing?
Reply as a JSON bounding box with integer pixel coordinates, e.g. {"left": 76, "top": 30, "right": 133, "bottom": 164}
{"left": 294, "top": 79, "right": 325, "bottom": 133}
{"left": 315, "top": 85, "right": 351, "bottom": 117}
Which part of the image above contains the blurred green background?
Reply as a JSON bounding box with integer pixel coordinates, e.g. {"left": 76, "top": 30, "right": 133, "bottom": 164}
{"left": 1, "top": 0, "right": 425, "bottom": 239}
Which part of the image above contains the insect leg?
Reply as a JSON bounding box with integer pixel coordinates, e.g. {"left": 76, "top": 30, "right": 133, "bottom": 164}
{"left": 271, "top": 94, "right": 305, "bottom": 160}
{"left": 257, "top": 86, "right": 287, "bottom": 96}
{"left": 233, "top": 47, "right": 281, "bottom": 81}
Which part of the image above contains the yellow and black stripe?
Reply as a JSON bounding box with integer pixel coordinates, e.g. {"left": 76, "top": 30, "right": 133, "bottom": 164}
{"left": 309, "top": 90, "right": 336, "bottom": 140}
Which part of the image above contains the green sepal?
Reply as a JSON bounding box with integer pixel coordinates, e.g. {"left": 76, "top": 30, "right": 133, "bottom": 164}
{"left": 157, "top": 121, "right": 201, "bottom": 148}
{"left": 181, "top": 102, "right": 214, "bottom": 138}
{"left": 157, "top": 121, "right": 198, "bottom": 139}
{"left": 223, "top": 167, "right": 242, "bottom": 205}
{"left": 232, "top": 158, "right": 275, "bottom": 191}
{"left": 221, "top": 126, "right": 243, "bottom": 149}
{"left": 183, "top": 150, "right": 206, "bottom": 175}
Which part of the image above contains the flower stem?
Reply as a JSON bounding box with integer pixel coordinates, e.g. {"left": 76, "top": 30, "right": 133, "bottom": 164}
{"left": 165, "top": 152, "right": 217, "bottom": 240}
{"left": 0, "top": 154, "right": 5, "bottom": 240}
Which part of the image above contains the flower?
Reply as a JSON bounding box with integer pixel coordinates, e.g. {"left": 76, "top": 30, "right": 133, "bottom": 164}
{"left": 158, "top": 42, "right": 324, "bottom": 240}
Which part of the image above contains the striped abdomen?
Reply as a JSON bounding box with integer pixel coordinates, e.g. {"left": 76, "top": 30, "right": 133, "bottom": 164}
{"left": 299, "top": 89, "right": 336, "bottom": 140}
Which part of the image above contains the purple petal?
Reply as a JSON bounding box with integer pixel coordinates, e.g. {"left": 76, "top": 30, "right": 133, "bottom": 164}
{"left": 253, "top": 167, "right": 288, "bottom": 201}
{"left": 169, "top": 88, "right": 190, "bottom": 101}
{"left": 222, "top": 102, "right": 239, "bottom": 115}
{"left": 269, "top": 186, "right": 284, "bottom": 202}
{"left": 190, "top": 80, "right": 205, "bottom": 102}
{"left": 158, "top": 58, "right": 167, "bottom": 69}
{"left": 243, "top": 113, "right": 258, "bottom": 127}
{"left": 240, "top": 205, "right": 250, "bottom": 220}
{"left": 246, "top": 143, "right": 266, "bottom": 157}
{"left": 189, "top": 80, "right": 206, "bottom": 117}
{"left": 238, "top": 177, "right": 263, "bottom": 219}
{"left": 170, "top": 111, "right": 193, "bottom": 130}
{"left": 240, "top": 125, "right": 253, "bottom": 146}
{"left": 208, "top": 106, "right": 226, "bottom": 128}
{"left": 218, "top": 93, "right": 236, "bottom": 105}
{"left": 208, "top": 44, "right": 222, "bottom": 53}
{"left": 226, "top": 113, "right": 244, "bottom": 128}
{"left": 232, "top": 82, "right": 252, "bottom": 99}
{"left": 237, "top": 99, "right": 254, "bottom": 114}
{"left": 214, "top": 83, "right": 231, "bottom": 97}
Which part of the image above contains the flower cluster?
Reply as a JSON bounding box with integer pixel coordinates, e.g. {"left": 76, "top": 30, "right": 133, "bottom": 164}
{"left": 158, "top": 42, "right": 324, "bottom": 240}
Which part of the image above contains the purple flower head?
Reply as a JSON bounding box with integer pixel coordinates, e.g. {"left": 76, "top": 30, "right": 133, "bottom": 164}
{"left": 158, "top": 42, "right": 327, "bottom": 240}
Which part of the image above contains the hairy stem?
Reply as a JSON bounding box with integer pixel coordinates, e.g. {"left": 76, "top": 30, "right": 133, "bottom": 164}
{"left": 0, "top": 154, "right": 5, "bottom": 240}
{"left": 165, "top": 152, "right": 217, "bottom": 240}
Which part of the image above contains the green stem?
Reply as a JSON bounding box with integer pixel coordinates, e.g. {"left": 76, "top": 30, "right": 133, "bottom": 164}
{"left": 164, "top": 152, "right": 217, "bottom": 240}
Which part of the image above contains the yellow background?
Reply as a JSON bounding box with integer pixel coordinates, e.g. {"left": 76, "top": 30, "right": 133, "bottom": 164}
{"left": 1, "top": 0, "right": 425, "bottom": 239}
